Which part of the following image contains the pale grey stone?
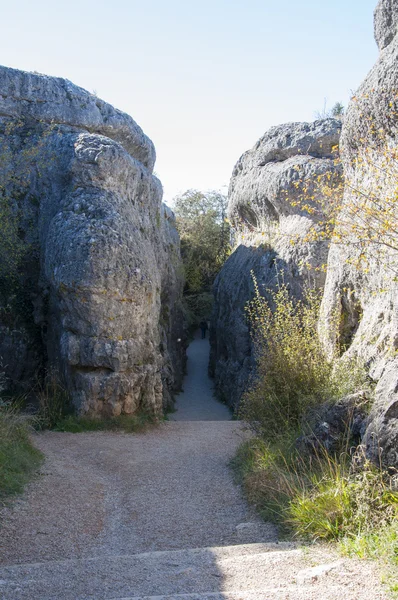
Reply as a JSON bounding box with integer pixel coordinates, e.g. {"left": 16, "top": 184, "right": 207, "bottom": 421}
{"left": 374, "top": 0, "right": 398, "bottom": 50}
{"left": 0, "top": 65, "right": 155, "bottom": 170}
{"left": 296, "top": 562, "right": 342, "bottom": 585}
{"left": 296, "top": 392, "right": 369, "bottom": 456}
{"left": 319, "top": 0, "right": 398, "bottom": 468}
{"left": 363, "top": 359, "right": 398, "bottom": 469}
{"left": 0, "top": 65, "right": 184, "bottom": 416}
{"left": 210, "top": 120, "right": 342, "bottom": 409}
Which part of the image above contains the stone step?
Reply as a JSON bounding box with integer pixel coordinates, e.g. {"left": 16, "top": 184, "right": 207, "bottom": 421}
{"left": 112, "top": 591, "right": 317, "bottom": 600}
{"left": 0, "top": 541, "right": 375, "bottom": 600}
{"left": 0, "top": 542, "right": 304, "bottom": 600}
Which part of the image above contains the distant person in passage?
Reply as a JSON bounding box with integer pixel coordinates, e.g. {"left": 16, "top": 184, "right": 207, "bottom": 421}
{"left": 199, "top": 320, "right": 208, "bottom": 339}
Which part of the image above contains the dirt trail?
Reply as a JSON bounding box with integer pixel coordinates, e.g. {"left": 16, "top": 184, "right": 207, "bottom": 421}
{"left": 0, "top": 336, "right": 387, "bottom": 599}
{"left": 172, "top": 333, "right": 231, "bottom": 421}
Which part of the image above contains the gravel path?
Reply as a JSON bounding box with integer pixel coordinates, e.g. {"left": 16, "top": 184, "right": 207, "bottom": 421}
{"left": 0, "top": 336, "right": 388, "bottom": 599}
{"left": 0, "top": 421, "right": 264, "bottom": 566}
{"left": 172, "top": 334, "right": 231, "bottom": 421}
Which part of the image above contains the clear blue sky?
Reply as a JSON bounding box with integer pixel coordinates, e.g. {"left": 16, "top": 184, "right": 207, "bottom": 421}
{"left": 1, "top": 0, "right": 378, "bottom": 202}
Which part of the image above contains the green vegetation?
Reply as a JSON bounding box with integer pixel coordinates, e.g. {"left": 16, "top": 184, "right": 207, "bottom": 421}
{"left": 35, "top": 369, "right": 74, "bottom": 429}
{"left": 233, "top": 438, "right": 397, "bottom": 536}
{"left": 314, "top": 99, "right": 345, "bottom": 120}
{"left": 0, "top": 120, "right": 56, "bottom": 402}
{"left": 330, "top": 101, "right": 345, "bottom": 119}
{"left": 0, "top": 121, "right": 51, "bottom": 317}
{"left": 235, "top": 275, "right": 397, "bottom": 592}
{"left": 0, "top": 401, "right": 43, "bottom": 501}
{"left": 173, "top": 189, "right": 231, "bottom": 330}
{"left": 53, "top": 412, "right": 157, "bottom": 433}
{"left": 233, "top": 437, "right": 398, "bottom": 598}
{"left": 233, "top": 437, "right": 398, "bottom": 592}
{"left": 341, "top": 523, "right": 398, "bottom": 593}
{"left": 0, "top": 365, "right": 156, "bottom": 503}
{"left": 183, "top": 292, "right": 214, "bottom": 332}
{"left": 241, "top": 275, "right": 367, "bottom": 437}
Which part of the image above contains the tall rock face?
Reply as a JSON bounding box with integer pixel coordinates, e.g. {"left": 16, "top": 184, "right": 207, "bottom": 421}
{"left": 319, "top": 0, "right": 398, "bottom": 468}
{"left": 210, "top": 119, "right": 342, "bottom": 409}
{"left": 374, "top": 0, "right": 398, "bottom": 50}
{"left": 0, "top": 66, "right": 184, "bottom": 417}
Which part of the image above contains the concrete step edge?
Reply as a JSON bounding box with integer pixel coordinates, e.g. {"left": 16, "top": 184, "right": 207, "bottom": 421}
{"left": 0, "top": 542, "right": 299, "bottom": 572}
{"left": 109, "top": 585, "right": 326, "bottom": 600}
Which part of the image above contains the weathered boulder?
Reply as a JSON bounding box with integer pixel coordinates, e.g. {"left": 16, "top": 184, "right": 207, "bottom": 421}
{"left": 0, "top": 65, "right": 184, "bottom": 416}
{"left": 210, "top": 119, "right": 342, "bottom": 409}
{"left": 228, "top": 119, "right": 341, "bottom": 243}
{"left": 319, "top": 0, "right": 398, "bottom": 468}
{"left": 0, "top": 66, "right": 155, "bottom": 170}
{"left": 296, "top": 391, "right": 369, "bottom": 456}
{"left": 374, "top": 0, "right": 398, "bottom": 50}
{"left": 364, "top": 360, "right": 398, "bottom": 469}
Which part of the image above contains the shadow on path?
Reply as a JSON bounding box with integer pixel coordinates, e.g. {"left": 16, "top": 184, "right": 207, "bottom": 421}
{"left": 172, "top": 331, "right": 231, "bottom": 421}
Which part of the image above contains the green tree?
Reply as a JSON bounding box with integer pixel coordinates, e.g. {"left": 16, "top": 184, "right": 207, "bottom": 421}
{"left": 314, "top": 99, "right": 345, "bottom": 121}
{"left": 173, "top": 189, "right": 231, "bottom": 327}
{"left": 331, "top": 101, "right": 345, "bottom": 119}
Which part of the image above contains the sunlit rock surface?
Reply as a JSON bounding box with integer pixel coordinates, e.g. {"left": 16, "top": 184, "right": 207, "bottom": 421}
{"left": 320, "top": 0, "right": 398, "bottom": 468}
{"left": 0, "top": 65, "right": 184, "bottom": 416}
{"left": 210, "top": 119, "right": 342, "bottom": 409}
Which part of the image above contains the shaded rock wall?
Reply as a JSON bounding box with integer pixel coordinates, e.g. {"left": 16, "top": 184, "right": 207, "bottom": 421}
{"left": 319, "top": 0, "right": 398, "bottom": 468}
{"left": 0, "top": 66, "right": 184, "bottom": 417}
{"left": 210, "top": 119, "right": 342, "bottom": 409}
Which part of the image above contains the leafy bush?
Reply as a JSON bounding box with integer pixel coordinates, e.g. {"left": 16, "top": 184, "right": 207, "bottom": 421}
{"left": 182, "top": 292, "right": 214, "bottom": 332}
{"left": 288, "top": 453, "right": 398, "bottom": 541}
{"left": 314, "top": 100, "right": 345, "bottom": 121}
{"left": 174, "top": 189, "right": 230, "bottom": 294}
{"left": 173, "top": 189, "right": 231, "bottom": 330}
{"left": 234, "top": 436, "right": 398, "bottom": 591}
{"left": 341, "top": 521, "right": 398, "bottom": 594}
{"left": 234, "top": 272, "right": 396, "bottom": 569}
{"left": 232, "top": 435, "right": 300, "bottom": 527}
{"left": 291, "top": 93, "right": 398, "bottom": 278}
{"left": 240, "top": 275, "right": 367, "bottom": 437}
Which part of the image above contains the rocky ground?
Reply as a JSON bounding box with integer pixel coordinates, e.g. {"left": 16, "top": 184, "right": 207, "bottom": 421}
{"left": 0, "top": 336, "right": 388, "bottom": 599}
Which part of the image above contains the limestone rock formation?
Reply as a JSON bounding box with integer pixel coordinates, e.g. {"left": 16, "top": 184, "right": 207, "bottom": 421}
{"left": 210, "top": 119, "right": 342, "bottom": 409}
{"left": 319, "top": 0, "right": 398, "bottom": 468}
{"left": 0, "top": 67, "right": 155, "bottom": 169}
{"left": 0, "top": 66, "right": 184, "bottom": 417}
{"left": 374, "top": 0, "right": 398, "bottom": 50}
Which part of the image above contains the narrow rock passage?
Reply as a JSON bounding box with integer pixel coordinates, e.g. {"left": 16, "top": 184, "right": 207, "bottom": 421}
{"left": 0, "top": 336, "right": 387, "bottom": 599}
{"left": 172, "top": 332, "right": 231, "bottom": 421}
